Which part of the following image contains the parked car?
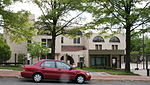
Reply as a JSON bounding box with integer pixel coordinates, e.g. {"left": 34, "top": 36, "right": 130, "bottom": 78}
{"left": 21, "top": 59, "right": 91, "bottom": 83}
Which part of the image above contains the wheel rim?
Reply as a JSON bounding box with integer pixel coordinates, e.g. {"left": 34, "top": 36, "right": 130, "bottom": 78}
{"left": 77, "top": 76, "right": 84, "bottom": 83}
{"left": 34, "top": 74, "right": 42, "bottom": 82}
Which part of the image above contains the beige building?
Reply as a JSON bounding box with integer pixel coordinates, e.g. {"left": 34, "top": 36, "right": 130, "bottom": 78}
{"left": 6, "top": 33, "right": 126, "bottom": 68}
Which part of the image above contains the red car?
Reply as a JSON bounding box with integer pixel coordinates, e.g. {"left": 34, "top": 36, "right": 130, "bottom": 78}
{"left": 21, "top": 59, "right": 91, "bottom": 83}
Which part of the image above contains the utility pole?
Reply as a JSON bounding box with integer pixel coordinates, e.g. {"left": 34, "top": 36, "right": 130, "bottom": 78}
{"left": 142, "top": 32, "right": 145, "bottom": 69}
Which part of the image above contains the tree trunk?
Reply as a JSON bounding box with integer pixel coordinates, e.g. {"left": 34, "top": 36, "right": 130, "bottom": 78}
{"left": 125, "top": 26, "right": 131, "bottom": 72}
{"left": 51, "top": 34, "right": 56, "bottom": 59}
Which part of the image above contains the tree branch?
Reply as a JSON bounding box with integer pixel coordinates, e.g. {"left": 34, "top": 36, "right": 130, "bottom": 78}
{"left": 55, "top": 9, "right": 87, "bottom": 36}
{"left": 131, "top": 18, "right": 150, "bottom": 31}
{"left": 36, "top": 2, "right": 53, "bottom": 32}
{"left": 103, "top": 3, "right": 125, "bottom": 26}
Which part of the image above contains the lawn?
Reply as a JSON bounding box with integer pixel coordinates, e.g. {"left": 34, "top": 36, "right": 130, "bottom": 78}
{"left": 0, "top": 66, "right": 23, "bottom": 71}
{"left": 0, "top": 66, "right": 138, "bottom": 76}
{"left": 77, "top": 67, "right": 139, "bottom": 75}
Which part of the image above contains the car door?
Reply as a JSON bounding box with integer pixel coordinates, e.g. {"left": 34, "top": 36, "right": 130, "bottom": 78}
{"left": 56, "top": 61, "right": 76, "bottom": 80}
{"left": 40, "top": 60, "right": 59, "bottom": 79}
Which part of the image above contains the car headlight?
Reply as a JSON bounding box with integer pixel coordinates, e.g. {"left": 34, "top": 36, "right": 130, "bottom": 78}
{"left": 86, "top": 72, "right": 90, "bottom": 76}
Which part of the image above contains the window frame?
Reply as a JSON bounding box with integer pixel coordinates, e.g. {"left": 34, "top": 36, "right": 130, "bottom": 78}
{"left": 73, "top": 37, "right": 80, "bottom": 44}
{"left": 109, "top": 36, "right": 120, "bottom": 43}
{"left": 41, "top": 39, "right": 52, "bottom": 48}
{"left": 93, "top": 36, "right": 105, "bottom": 42}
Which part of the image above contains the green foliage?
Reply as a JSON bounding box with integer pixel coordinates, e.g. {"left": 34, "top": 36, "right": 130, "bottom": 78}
{"left": 27, "top": 42, "right": 50, "bottom": 59}
{"left": 131, "top": 35, "right": 142, "bottom": 51}
{"left": 85, "top": 0, "right": 150, "bottom": 72}
{"left": 145, "top": 36, "right": 150, "bottom": 54}
{"left": 0, "top": 34, "right": 11, "bottom": 62}
{"left": 86, "top": 0, "right": 150, "bottom": 33}
{"left": 130, "top": 51, "right": 139, "bottom": 63}
{"left": 0, "top": 66, "right": 23, "bottom": 71}
{"left": 18, "top": 53, "right": 27, "bottom": 63}
{"left": 131, "top": 35, "right": 150, "bottom": 54}
{"left": 0, "top": 0, "right": 36, "bottom": 43}
{"left": 33, "top": 0, "right": 89, "bottom": 57}
{"left": 131, "top": 35, "right": 150, "bottom": 62}
{"left": 77, "top": 67, "right": 139, "bottom": 75}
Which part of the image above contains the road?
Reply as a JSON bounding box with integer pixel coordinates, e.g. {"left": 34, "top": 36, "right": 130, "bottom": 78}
{"left": 0, "top": 78, "right": 150, "bottom": 85}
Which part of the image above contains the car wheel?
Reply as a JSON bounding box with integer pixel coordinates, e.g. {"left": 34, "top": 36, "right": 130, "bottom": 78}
{"left": 33, "top": 73, "right": 42, "bottom": 83}
{"left": 76, "top": 75, "right": 85, "bottom": 84}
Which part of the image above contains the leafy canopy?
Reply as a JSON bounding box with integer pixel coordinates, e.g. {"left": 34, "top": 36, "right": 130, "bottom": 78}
{"left": 0, "top": 0, "right": 36, "bottom": 43}
{"left": 0, "top": 34, "right": 11, "bottom": 62}
{"left": 27, "top": 42, "right": 50, "bottom": 58}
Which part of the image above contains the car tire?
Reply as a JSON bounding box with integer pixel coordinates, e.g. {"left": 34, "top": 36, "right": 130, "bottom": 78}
{"left": 32, "top": 73, "right": 43, "bottom": 83}
{"left": 75, "top": 75, "right": 85, "bottom": 84}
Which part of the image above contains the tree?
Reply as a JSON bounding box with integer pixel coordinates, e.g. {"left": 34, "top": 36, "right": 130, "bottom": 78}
{"left": 0, "top": 34, "right": 11, "bottom": 62}
{"left": 87, "top": 0, "right": 150, "bottom": 72}
{"left": 18, "top": 53, "right": 27, "bottom": 64}
{"left": 145, "top": 36, "right": 150, "bottom": 54}
{"left": 0, "top": 0, "right": 35, "bottom": 43}
{"left": 27, "top": 42, "right": 50, "bottom": 61}
{"left": 131, "top": 35, "right": 150, "bottom": 63}
{"left": 131, "top": 34, "right": 142, "bottom": 52}
{"left": 33, "top": 0, "right": 88, "bottom": 58}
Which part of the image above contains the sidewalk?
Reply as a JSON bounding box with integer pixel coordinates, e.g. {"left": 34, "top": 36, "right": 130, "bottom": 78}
{"left": 1, "top": 69, "right": 150, "bottom": 81}
{"left": 0, "top": 69, "right": 20, "bottom": 78}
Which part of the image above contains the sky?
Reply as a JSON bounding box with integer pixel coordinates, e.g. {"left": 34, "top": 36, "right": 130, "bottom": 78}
{"left": 0, "top": 1, "right": 149, "bottom": 34}
{"left": 0, "top": 1, "right": 92, "bottom": 33}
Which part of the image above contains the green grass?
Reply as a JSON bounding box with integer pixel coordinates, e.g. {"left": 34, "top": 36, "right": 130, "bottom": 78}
{"left": 0, "top": 66, "right": 23, "bottom": 71}
{"left": 0, "top": 66, "right": 139, "bottom": 76}
{"left": 77, "top": 67, "right": 139, "bottom": 75}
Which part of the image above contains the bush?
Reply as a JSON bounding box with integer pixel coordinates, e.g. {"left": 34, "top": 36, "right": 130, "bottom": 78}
{"left": 0, "top": 34, "right": 11, "bottom": 62}
{"left": 18, "top": 53, "right": 27, "bottom": 64}
{"left": 90, "top": 66, "right": 115, "bottom": 69}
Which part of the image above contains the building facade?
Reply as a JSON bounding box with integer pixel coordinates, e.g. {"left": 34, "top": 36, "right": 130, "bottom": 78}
{"left": 6, "top": 33, "right": 126, "bottom": 68}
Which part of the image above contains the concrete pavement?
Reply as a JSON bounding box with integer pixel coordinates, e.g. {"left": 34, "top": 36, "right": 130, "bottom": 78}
{"left": 121, "top": 63, "right": 150, "bottom": 76}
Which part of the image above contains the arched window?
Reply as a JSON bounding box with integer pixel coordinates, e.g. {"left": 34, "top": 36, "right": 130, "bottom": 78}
{"left": 93, "top": 36, "right": 104, "bottom": 42}
{"left": 109, "top": 36, "right": 120, "bottom": 43}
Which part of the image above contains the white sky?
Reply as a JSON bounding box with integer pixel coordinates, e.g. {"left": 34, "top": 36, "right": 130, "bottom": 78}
{"left": 0, "top": 1, "right": 92, "bottom": 33}
{"left": 0, "top": 1, "right": 149, "bottom": 33}
{"left": 9, "top": 2, "right": 42, "bottom": 19}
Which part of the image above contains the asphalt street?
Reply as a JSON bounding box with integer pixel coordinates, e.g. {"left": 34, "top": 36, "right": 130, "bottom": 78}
{"left": 0, "top": 78, "right": 150, "bottom": 85}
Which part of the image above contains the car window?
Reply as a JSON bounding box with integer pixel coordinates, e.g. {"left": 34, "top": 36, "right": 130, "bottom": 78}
{"left": 41, "top": 61, "right": 55, "bottom": 68}
{"left": 56, "top": 62, "right": 71, "bottom": 69}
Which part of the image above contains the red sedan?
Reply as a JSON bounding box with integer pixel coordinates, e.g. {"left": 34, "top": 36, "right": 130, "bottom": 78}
{"left": 21, "top": 59, "right": 91, "bottom": 83}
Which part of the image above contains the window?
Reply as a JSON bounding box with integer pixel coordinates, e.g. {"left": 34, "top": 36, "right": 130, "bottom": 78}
{"left": 77, "top": 37, "right": 80, "bottom": 43}
{"left": 42, "top": 39, "right": 46, "bottom": 46}
{"left": 47, "top": 39, "right": 52, "bottom": 48}
{"left": 112, "top": 45, "right": 118, "bottom": 50}
{"left": 56, "top": 62, "right": 71, "bottom": 69}
{"left": 95, "top": 44, "right": 102, "bottom": 50}
{"left": 95, "top": 45, "right": 98, "bottom": 50}
{"left": 91, "top": 57, "right": 107, "bottom": 66}
{"left": 61, "top": 37, "right": 64, "bottom": 43}
{"left": 27, "top": 40, "right": 32, "bottom": 44}
{"left": 109, "top": 36, "right": 120, "bottom": 43}
{"left": 73, "top": 37, "right": 80, "bottom": 44}
{"left": 41, "top": 61, "right": 55, "bottom": 68}
{"left": 41, "top": 39, "right": 52, "bottom": 48}
{"left": 93, "top": 36, "right": 104, "bottom": 42}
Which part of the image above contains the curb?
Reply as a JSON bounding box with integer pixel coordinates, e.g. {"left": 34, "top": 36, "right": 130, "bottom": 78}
{"left": 0, "top": 75, "right": 20, "bottom": 79}
{"left": 91, "top": 79, "right": 150, "bottom": 82}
